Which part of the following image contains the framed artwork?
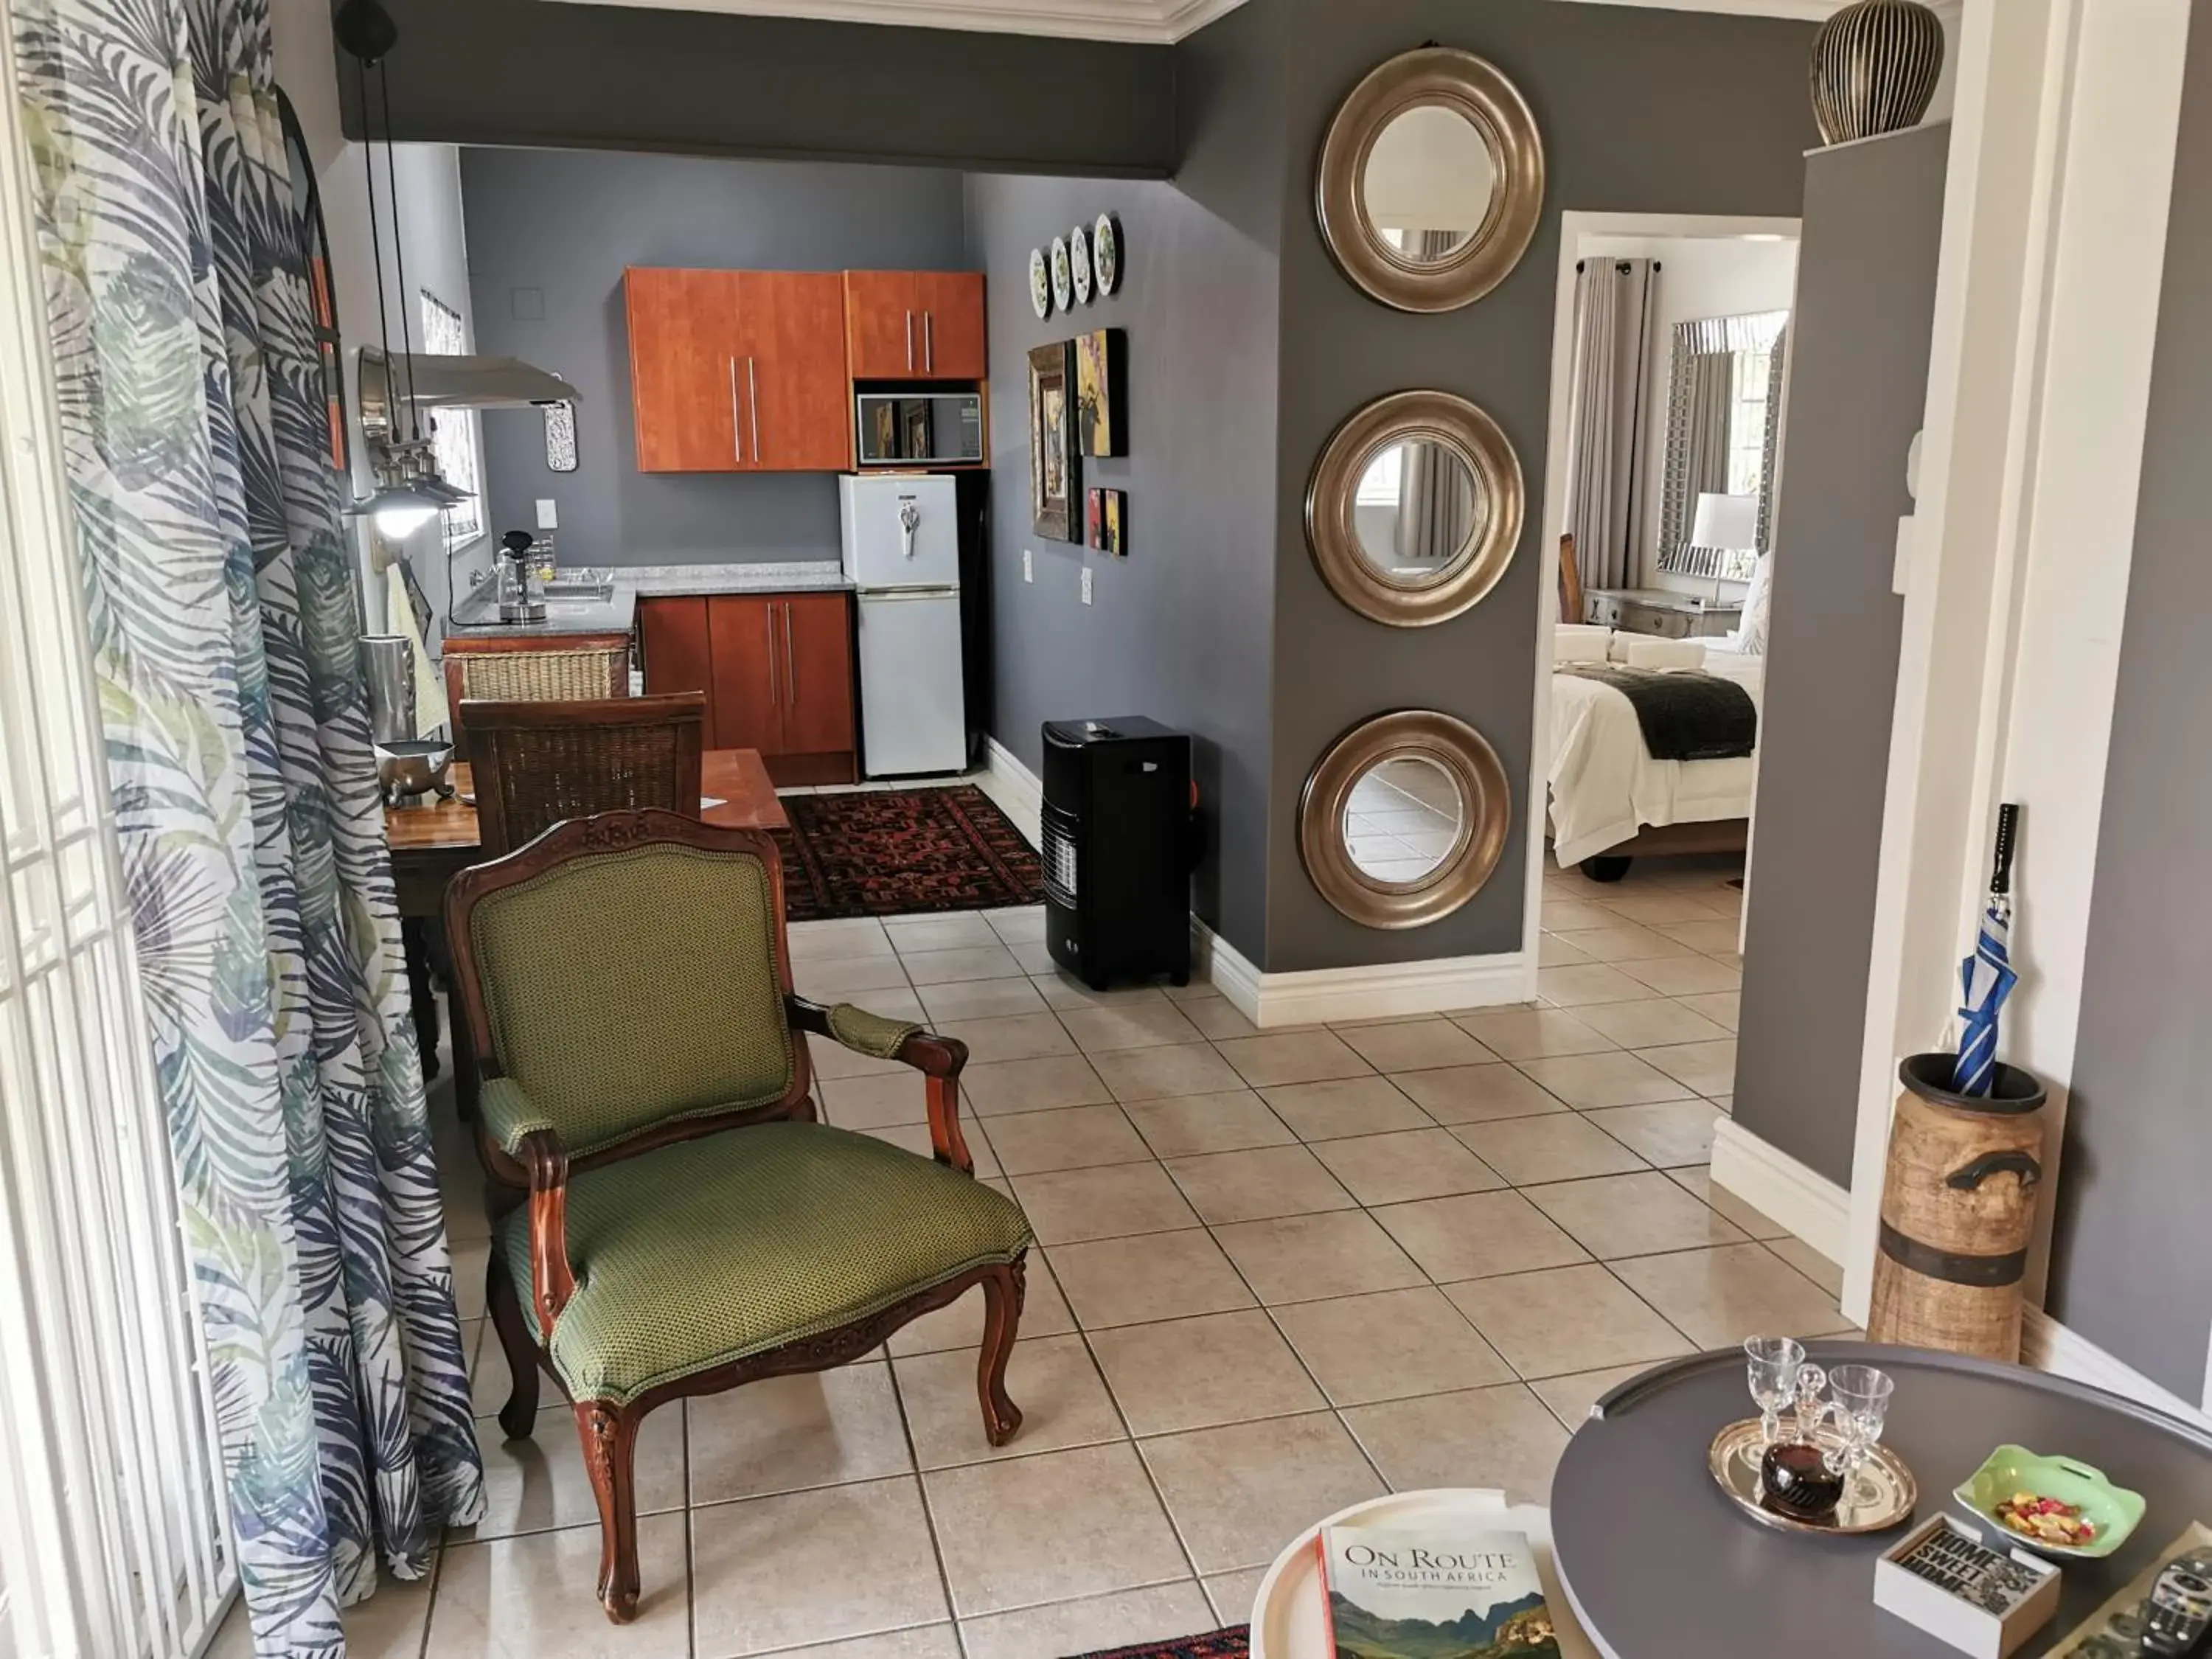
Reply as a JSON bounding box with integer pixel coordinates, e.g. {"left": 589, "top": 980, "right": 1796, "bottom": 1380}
{"left": 1075, "top": 327, "right": 1126, "bottom": 459}
{"left": 1087, "top": 488, "right": 1106, "bottom": 551}
{"left": 1029, "top": 341, "right": 1079, "bottom": 541}
{"left": 901, "top": 397, "right": 933, "bottom": 459}
{"left": 1105, "top": 490, "right": 1127, "bottom": 557}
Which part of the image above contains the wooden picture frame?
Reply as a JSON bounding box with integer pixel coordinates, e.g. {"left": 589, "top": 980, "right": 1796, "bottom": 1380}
{"left": 1076, "top": 327, "right": 1127, "bottom": 458}
{"left": 1029, "top": 341, "right": 1079, "bottom": 541}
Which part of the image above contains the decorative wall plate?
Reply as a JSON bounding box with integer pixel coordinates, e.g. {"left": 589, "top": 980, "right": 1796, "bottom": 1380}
{"left": 1029, "top": 248, "right": 1053, "bottom": 319}
{"left": 1071, "top": 225, "right": 1094, "bottom": 304}
{"left": 1050, "top": 237, "right": 1074, "bottom": 312}
{"left": 1093, "top": 214, "right": 1120, "bottom": 296}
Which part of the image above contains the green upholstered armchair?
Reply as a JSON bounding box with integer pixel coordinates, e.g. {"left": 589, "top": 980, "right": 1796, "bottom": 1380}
{"left": 445, "top": 810, "right": 1033, "bottom": 1624}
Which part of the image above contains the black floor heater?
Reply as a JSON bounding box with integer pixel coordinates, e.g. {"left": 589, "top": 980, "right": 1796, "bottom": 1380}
{"left": 1040, "top": 717, "right": 1192, "bottom": 990}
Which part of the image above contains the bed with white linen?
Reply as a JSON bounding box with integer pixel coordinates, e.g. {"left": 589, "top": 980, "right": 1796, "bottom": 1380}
{"left": 1548, "top": 629, "right": 1764, "bottom": 872}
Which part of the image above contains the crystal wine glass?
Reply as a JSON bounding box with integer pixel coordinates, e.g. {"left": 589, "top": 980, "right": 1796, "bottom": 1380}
{"left": 1822, "top": 1363, "right": 1896, "bottom": 1500}
{"left": 1743, "top": 1337, "right": 1805, "bottom": 1466}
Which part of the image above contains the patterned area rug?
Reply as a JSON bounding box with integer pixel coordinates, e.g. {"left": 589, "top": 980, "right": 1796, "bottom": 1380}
{"left": 1067, "top": 1631, "right": 1250, "bottom": 1659}
{"left": 774, "top": 785, "right": 1043, "bottom": 922}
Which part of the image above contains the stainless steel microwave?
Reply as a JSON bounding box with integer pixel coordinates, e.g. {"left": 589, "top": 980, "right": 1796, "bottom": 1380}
{"left": 856, "top": 392, "right": 985, "bottom": 468}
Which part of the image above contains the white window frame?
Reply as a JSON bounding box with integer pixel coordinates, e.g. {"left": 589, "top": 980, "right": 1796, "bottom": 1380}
{"left": 418, "top": 289, "right": 484, "bottom": 551}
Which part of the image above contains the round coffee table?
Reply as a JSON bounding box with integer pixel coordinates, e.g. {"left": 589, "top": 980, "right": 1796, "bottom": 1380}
{"left": 1551, "top": 1340, "right": 2212, "bottom": 1658}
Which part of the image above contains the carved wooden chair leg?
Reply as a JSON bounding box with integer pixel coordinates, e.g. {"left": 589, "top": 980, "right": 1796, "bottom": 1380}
{"left": 575, "top": 1400, "right": 644, "bottom": 1623}
{"left": 976, "top": 1256, "right": 1027, "bottom": 1448}
{"left": 484, "top": 1251, "right": 541, "bottom": 1441}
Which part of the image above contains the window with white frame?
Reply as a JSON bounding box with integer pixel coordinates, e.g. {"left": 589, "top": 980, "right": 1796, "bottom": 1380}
{"left": 419, "top": 291, "right": 484, "bottom": 549}
{"left": 1726, "top": 341, "right": 1775, "bottom": 500}
{"left": 1354, "top": 444, "right": 1405, "bottom": 507}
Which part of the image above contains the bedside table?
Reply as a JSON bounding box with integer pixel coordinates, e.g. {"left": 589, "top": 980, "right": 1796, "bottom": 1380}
{"left": 1585, "top": 588, "right": 1742, "bottom": 640}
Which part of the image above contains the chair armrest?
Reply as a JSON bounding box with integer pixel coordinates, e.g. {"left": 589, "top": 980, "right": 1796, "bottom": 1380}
{"left": 480, "top": 1077, "right": 558, "bottom": 1157}
{"left": 787, "top": 996, "right": 975, "bottom": 1173}
{"left": 515, "top": 1128, "right": 578, "bottom": 1343}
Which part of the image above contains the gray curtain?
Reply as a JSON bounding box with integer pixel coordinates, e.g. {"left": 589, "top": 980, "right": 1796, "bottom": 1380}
{"left": 1562, "top": 258, "right": 1660, "bottom": 594}
{"left": 1396, "top": 444, "right": 1475, "bottom": 560}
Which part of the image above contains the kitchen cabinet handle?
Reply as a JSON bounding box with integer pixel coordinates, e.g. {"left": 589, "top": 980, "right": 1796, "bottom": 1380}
{"left": 925, "top": 311, "right": 935, "bottom": 373}
{"left": 764, "top": 603, "right": 779, "bottom": 706}
{"left": 905, "top": 310, "right": 915, "bottom": 372}
{"left": 747, "top": 358, "right": 761, "bottom": 462}
{"left": 728, "top": 358, "right": 742, "bottom": 462}
{"left": 782, "top": 602, "right": 799, "bottom": 705}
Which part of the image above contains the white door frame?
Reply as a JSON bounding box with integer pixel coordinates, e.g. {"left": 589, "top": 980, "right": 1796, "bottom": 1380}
{"left": 1526, "top": 212, "right": 1801, "bottom": 976}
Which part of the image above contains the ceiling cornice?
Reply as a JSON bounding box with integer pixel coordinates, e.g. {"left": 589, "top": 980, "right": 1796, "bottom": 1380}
{"left": 541, "top": 0, "right": 1851, "bottom": 45}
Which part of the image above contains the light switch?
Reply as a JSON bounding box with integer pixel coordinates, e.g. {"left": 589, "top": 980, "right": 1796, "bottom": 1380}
{"left": 536, "top": 498, "right": 559, "bottom": 530}
{"left": 1080, "top": 567, "right": 1093, "bottom": 606}
{"left": 1023, "top": 549, "right": 1034, "bottom": 583}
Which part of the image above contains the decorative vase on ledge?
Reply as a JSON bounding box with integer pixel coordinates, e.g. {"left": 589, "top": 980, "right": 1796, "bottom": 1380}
{"left": 1810, "top": 0, "right": 1947, "bottom": 146}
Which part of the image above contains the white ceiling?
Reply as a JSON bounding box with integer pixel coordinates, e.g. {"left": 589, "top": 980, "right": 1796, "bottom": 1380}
{"left": 543, "top": 0, "right": 1851, "bottom": 46}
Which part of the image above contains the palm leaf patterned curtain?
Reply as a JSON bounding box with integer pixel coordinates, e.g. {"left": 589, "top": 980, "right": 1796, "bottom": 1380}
{"left": 11, "top": 0, "right": 486, "bottom": 1649}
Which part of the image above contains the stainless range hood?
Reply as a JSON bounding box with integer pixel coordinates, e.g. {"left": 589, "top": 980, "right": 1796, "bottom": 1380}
{"left": 358, "top": 346, "right": 580, "bottom": 439}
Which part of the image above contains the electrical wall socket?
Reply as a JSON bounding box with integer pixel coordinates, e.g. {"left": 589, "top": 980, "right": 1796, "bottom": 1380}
{"left": 535, "top": 498, "right": 558, "bottom": 530}
{"left": 1023, "top": 549, "right": 1034, "bottom": 583}
{"left": 1080, "top": 567, "right": 1093, "bottom": 605}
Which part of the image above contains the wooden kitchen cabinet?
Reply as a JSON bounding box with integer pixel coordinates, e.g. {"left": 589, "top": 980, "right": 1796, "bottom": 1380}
{"left": 639, "top": 593, "right": 856, "bottom": 785}
{"left": 736, "top": 273, "right": 853, "bottom": 472}
{"left": 626, "top": 268, "right": 742, "bottom": 473}
{"left": 910, "top": 272, "right": 987, "bottom": 379}
{"left": 843, "top": 271, "right": 987, "bottom": 380}
{"left": 637, "top": 595, "right": 718, "bottom": 745}
{"left": 774, "top": 594, "right": 858, "bottom": 771}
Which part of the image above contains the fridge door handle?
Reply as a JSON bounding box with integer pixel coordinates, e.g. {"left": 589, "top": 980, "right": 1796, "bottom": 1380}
{"left": 858, "top": 585, "right": 960, "bottom": 601}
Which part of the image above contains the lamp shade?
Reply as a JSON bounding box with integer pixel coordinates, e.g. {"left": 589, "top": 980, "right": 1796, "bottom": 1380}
{"left": 1690, "top": 492, "right": 1760, "bottom": 552}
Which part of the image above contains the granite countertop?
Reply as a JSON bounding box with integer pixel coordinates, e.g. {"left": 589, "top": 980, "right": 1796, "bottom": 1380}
{"left": 445, "top": 560, "right": 853, "bottom": 640}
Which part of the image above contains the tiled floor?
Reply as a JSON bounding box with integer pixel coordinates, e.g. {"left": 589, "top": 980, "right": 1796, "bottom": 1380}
{"left": 246, "top": 835, "right": 1851, "bottom": 1659}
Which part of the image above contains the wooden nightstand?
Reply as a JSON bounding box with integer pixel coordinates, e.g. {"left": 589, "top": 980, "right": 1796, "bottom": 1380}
{"left": 1585, "top": 588, "right": 1743, "bottom": 640}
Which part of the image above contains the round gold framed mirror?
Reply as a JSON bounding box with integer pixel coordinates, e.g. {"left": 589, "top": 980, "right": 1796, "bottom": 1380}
{"left": 1301, "top": 711, "right": 1513, "bottom": 929}
{"left": 1316, "top": 46, "right": 1545, "bottom": 313}
{"left": 1307, "top": 390, "right": 1524, "bottom": 627}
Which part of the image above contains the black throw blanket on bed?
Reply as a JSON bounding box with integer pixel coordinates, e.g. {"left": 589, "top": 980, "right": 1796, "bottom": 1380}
{"left": 1560, "top": 665, "right": 1758, "bottom": 762}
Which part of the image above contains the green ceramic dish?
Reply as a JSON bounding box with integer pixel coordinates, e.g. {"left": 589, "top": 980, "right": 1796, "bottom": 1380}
{"left": 1952, "top": 1444, "right": 2146, "bottom": 1560}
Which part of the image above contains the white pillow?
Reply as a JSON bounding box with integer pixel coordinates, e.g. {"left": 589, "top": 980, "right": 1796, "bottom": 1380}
{"left": 1554, "top": 627, "right": 1612, "bottom": 664}
{"left": 1739, "top": 553, "right": 1775, "bottom": 655}
{"left": 1621, "top": 637, "right": 1706, "bottom": 671}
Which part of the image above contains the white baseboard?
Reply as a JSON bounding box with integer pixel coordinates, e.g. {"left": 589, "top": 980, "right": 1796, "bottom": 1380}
{"left": 2021, "top": 1307, "right": 2212, "bottom": 1429}
{"left": 976, "top": 735, "right": 1042, "bottom": 849}
{"left": 1711, "top": 1119, "right": 1852, "bottom": 1264}
{"left": 1193, "top": 919, "right": 1534, "bottom": 1029}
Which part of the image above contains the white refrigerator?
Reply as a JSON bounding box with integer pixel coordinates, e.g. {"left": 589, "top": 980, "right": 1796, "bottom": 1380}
{"left": 838, "top": 474, "right": 968, "bottom": 777}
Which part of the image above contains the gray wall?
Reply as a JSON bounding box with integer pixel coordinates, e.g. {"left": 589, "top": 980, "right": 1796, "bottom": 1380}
{"left": 2048, "top": 0, "right": 2212, "bottom": 1405}
{"left": 964, "top": 2, "right": 1287, "bottom": 958}
{"left": 1733, "top": 125, "right": 1950, "bottom": 1188}
{"left": 460, "top": 147, "right": 968, "bottom": 566}
{"left": 1260, "top": 0, "right": 1820, "bottom": 973}
{"left": 347, "top": 0, "right": 1177, "bottom": 178}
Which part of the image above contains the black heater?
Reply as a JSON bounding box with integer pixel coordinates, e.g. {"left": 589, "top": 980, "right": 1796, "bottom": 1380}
{"left": 1041, "top": 717, "right": 1192, "bottom": 990}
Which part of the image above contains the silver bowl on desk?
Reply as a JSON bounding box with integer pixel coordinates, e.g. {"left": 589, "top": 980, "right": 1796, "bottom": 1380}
{"left": 376, "top": 739, "right": 456, "bottom": 807}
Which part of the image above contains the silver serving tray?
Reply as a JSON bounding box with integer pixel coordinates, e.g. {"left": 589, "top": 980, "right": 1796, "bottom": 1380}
{"left": 1708, "top": 1417, "right": 1919, "bottom": 1536}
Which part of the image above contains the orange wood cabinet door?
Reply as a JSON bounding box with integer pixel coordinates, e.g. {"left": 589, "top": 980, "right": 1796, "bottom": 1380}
{"left": 704, "top": 595, "right": 786, "bottom": 756}
{"left": 843, "top": 271, "right": 921, "bottom": 379}
{"left": 911, "top": 272, "right": 987, "bottom": 380}
{"left": 776, "top": 594, "right": 856, "bottom": 761}
{"left": 736, "top": 272, "right": 852, "bottom": 472}
{"left": 626, "top": 269, "right": 742, "bottom": 473}
{"left": 639, "top": 597, "right": 718, "bottom": 748}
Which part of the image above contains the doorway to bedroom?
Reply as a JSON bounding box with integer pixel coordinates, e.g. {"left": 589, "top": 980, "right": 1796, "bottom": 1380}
{"left": 1521, "top": 214, "right": 1801, "bottom": 1128}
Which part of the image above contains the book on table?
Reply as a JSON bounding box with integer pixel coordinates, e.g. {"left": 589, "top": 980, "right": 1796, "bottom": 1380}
{"left": 1317, "top": 1523, "right": 1561, "bottom": 1658}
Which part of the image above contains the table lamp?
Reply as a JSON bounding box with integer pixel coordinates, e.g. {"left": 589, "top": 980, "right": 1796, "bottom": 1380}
{"left": 1690, "top": 491, "right": 1760, "bottom": 607}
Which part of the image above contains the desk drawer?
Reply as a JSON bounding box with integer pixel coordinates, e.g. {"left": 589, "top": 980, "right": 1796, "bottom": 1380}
{"left": 1621, "top": 605, "right": 1693, "bottom": 639}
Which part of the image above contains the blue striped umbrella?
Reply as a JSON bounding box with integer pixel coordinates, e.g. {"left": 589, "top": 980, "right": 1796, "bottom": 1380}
{"left": 1953, "top": 804, "right": 2022, "bottom": 1097}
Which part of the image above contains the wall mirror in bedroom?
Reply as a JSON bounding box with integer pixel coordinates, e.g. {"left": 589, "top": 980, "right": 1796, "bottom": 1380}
{"left": 1301, "top": 711, "right": 1512, "bottom": 928}
{"left": 1316, "top": 46, "right": 1545, "bottom": 313}
{"left": 1656, "top": 308, "right": 1790, "bottom": 584}
{"left": 1307, "top": 390, "right": 1525, "bottom": 627}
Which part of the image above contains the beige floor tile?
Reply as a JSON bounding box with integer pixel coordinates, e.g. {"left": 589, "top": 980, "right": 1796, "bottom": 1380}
{"left": 788, "top": 917, "right": 896, "bottom": 963}
{"left": 1203, "top": 1568, "right": 1271, "bottom": 1627}
{"left": 1676, "top": 990, "right": 1742, "bottom": 1032}
{"left": 1653, "top": 919, "right": 1743, "bottom": 955}
{"left": 1450, "top": 1116, "right": 1647, "bottom": 1185}
{"left": 1665, "top": 1165, "right": 1790, "bottom": 1241}
{"left": 1270, "top": 1285, "right": 1512, "bottom": 1405}
{"left": 984, "top": 905, "right": 1048, "bottom": 943}
{"left": 1514, "top": 1051, "right": 1693, "bottom": 1110}
{"left": 1539, "top": 898, "right": 1619, "bottom": 931}
{"left": 1618, "top": 956, "right": 1743, "bottom": 998}
{"left": 1443, "top": 1264, "right": 1692, "bottom": 1380}
{"left": 1058, "top": 1001, "right": 1206, "bottom": 1053}
{"left": 1049, "top": 1231, "right": 1258, "bottom": 1329}
{"left": 1012, "top": 1162, "right": 1198, "bottom": 1245}
{"left": 1092, "top": 1043, "right": 1248, "bottom": 1102}
{"left": 1031, "top": 971, "right": 1174, "bottom": 1012}
{"left": 818, "top": 1071, "right": 932, "bottom": 1131}
{"left": 1766, "top": 1235, "right": 1846, "bottom": 1297}
{"left": 1332, "top": 1019, "right": 1496, "bottom": 1073}
{"left": 1140, "top": 1412, "right": 1385, "bottom": 1573}
{"left": 957, "top": 1584, "right": 1217, "bottom": 1659}
{"left": 1371, "top": 1190, "right": 1590, "bottom": 1282}
{"left": 1585, "top": 1100, "right": 1724, "bottom": 1169}
{"left": 1178, "top": 996, "right": 1263, "bottom": 1040}
{"left": 1538, "top": 933, "right": 1593, "bottom": 967}
{"left": 1611, "top": 1244, "right": 1857, "bottom": 1348}
{"left": 1603, "top": 892, "right": 1726, "bottom": 925}
{"left": 466, "top": 1403, "right": 684, "bottom": 1540}
{"left": 901, "top": 944, "right": 1026, "bottom": 987}
{"left": 983, "top": 1105, "right": 1150, "bottom": 1175}
{"left": 1090, "top": 1310, "right": 1326, "bottom": 1435}
{"left": 923, "top": 1441, "right": 1189, "bottom": 1617}
{"left": 692, "top": 1478, "right": 947, "bottom": 1657}
{"left": 1535, "top": 964, "right": 1654, "bottom": 1007}
{"left": 1573, "top": 998, "right": 1731, "bottom": 1050}
{"left": 1212, "top": 1030, "right": 1373, "bottom": 1089}
{"left": 1259, "top": 1077, "right": 1434, "bottom": 1141}
{"left": 340, "top": 1563, "right": 435, "bottom": 1659}
{"left": 886, "top": 1257, "right": 1075, "bottom": 1357}
{"left": 1388, "top": 1064, "right": 1569, "bottom": 1126}
{"left": 1528, "top": 1363, "right": 1655, "bottom": 1433}
{"left": 796, "top": 954, "right": 914, "bottom": 1001}
{"left": 1124, "top": 1091, "right": 1293, "bottom": 1158}
{"left": 887, "top": 914, "right": 1001, "bottom": 953}
{"left": 916, "top": 977, "right": 1050, "bottom": 1023}
{"left": 894, "top": 1332, "right": 1124, "bottom": 1468}
{"left": 934, "top": 1013, "right": 1077, "bottom": 1063}
{"left": 959, "top": 1054, "right": 1111, "bottom": 1116}
{"left": 1523, "top": 1172, "right": 1749, "bottom": 1259}
{"left": 1009, "top": 939, "right": 1062, "bottom": 975}
{"left": 449, "top": 1239, "right": 492, "bottom": 1324}
{"left": 688, "top": 1362, "right": 911, "bottom": 1504}
{"left": 1635, "top": 1038, "right": 1739, "bottom": 1097}
{"left": 860, "top": 1120, "right": 1002, "bottom": 1180}
{"left": 1212, "top": 1210, "right": 1427, "bottom": 1305}
{"left": 760, "top": 1628, "right": 960, "bottom": 1658}
{"left": 1164, "top": 1144, "right": 1355, "bottom": 1225}
{"left": 432, "top": 1515, "right": 690, "bottom": 1655}
{"left": 1550, "top": 923, "right": 1697, "bottom": 964}
{"left": 1447, "top": 1006, "right": 1618, "bottom": 1061}
{"left": 1342, "top": 1384, "right": 1569, "bottom": 1503}
{"left": 1310, "top": 1130, "right": 1504, "bottom": 1206}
